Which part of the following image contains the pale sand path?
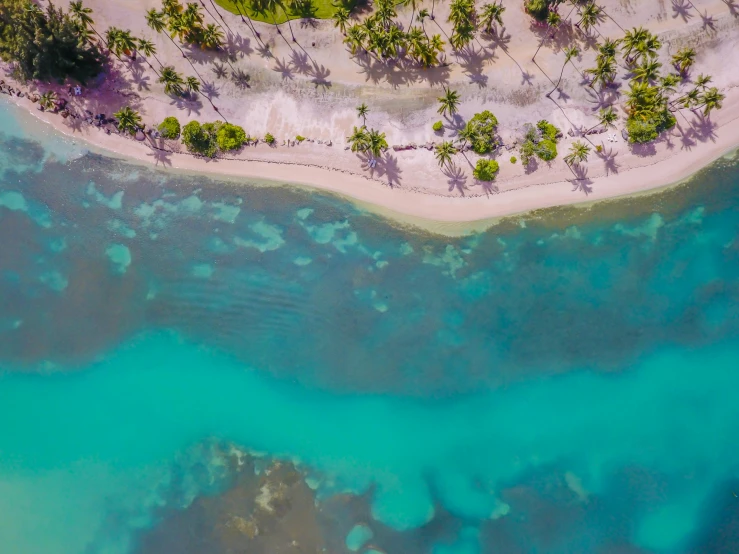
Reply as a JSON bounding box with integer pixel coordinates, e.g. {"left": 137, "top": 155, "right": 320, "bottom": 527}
{"left": 2, "top": 0, "right": 739, "bottom": 234}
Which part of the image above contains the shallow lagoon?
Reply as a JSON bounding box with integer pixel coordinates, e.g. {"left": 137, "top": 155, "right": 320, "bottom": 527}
{"left": 2, "top": 99, "right": 739, "bottom": 553}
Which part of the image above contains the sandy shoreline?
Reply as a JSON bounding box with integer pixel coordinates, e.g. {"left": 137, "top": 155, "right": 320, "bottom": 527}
{"left": 3, "top": 0, "right": 739, "bottom": 234}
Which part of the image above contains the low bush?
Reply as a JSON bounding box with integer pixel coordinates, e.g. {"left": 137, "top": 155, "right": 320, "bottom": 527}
{"left": 626, "top": 110, "right": 676, "bottom": 144}
{"left": 536, "top": 119, "right": 560, "bottom": 142}
{"left": 264, "top": 133, "right": 276, "bottom": 145}
{"left": 510, "top": 156, "right": 517, "bottom": 164}
{"left": 432, "top": 120, "right": 444, "bottom": 132}
{"left": 535, "top": 139, "right": 558, "bottom": 161}
{"left": 296, "top": 135, "right": 306, "bottom": 142}
{"left": 158, "top": 117, "right": 181, "bottom": 139}
{"left": 464, "top": 110, "right": 499, "bottom": 154}
{"left": 473, "top": 159, "right": 500, "bottom": 181}
{"left": 182, "top": 120, "right": 218, "bottom": 157}
{"left": 216, "top": 123, "right": 247, "bottom": 151}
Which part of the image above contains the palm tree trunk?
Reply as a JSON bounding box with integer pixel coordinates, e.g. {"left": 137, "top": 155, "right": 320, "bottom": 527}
{"left": 205, "top": 0, "right": 236, "bottom": 36}
{"left": 168, "top": 35, "right": 205, "bottom": 81}
{"left": 280, "top": 6, "right": 296, "bottom": 41}
{"left": 547, "top": 61, "right": 568, "bottom": 97}
{"left": 234, "top": 1, "right": 262, "bottom": 42}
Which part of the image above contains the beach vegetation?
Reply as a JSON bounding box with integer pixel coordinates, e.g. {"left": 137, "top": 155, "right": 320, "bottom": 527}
{"left": 214, "top": 0, "right": 356, "bottom": 24}
{"left": 564, "top": 141, "right": 591, "bottom": 166}
{"left": 182, "top": 120, "right": 219, "bottom": 157}
{"left": 437, "top": 87, "right": 461, "bottom": 117}
{"left": 672, "top": 47, "right": 696, "bottom": 76}
{"left": 38, "top": 91, "right": 58, "bottom": 111}
{"left": 432, "top": 121, "right": 444, "bottom": 132}
{"left": 479, "top": 2, "right": 505, "bottom": 36}
{"left": 158, "top": 116, "right": 181, "bottom": 139}
{"left": 536, "top": 119, "right": 560, "bottom": 142}
{"left": 264, "top": 132, "right": 276, "bottom": 145}
{"left": 106, "top": 27, "right": 138, "bottom": 59}
{"left": 524, "top": 0, "right": 559, "bottom": 23}
{"left": 296, "top": 135, "right": 306, "bottom": 142}
{"left": 519, "top": 121, "right": 560, "bottom": 165}
{"left": 472, "top": 159, "right": 499, "bottom": 181}
{"left": 0, "top": 0, "right": 105, "bottom": 83}
{"left": 114, "top": 107, "right": 143, "bottom": 135}
{"left": 216, "top": 123, "right": 247, "bottom": 151}
{"left": 158, "top": 66, "right": 186, "bottom": 96}
{"left": 434, "top": 141, "right": 457, "bottom": 170}
{"left": 510, "top": 156, "right": 517, "bottom": 164}
{"left": 461, "top": 111, "right": 499, "bottom": 154}
{"left": 346, "top": 126, "right": 387, "bottom": 158}
{"left": 448, "top": 0, "right": 477, "bottom": 51}
{"left": 356, "top": 103, "right": 369, "bottom": 126}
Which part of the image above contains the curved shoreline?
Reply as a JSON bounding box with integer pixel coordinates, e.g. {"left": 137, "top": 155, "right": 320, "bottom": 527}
{"left": 4, "top": 90, "right": 739, "bottom": 236}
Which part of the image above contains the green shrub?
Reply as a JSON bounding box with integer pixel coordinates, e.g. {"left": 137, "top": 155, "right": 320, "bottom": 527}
{"left": 296, "top": 135, "right": 306, "bottom": 142}
{"left": 510, "top": 156, "right": 517, "bottom": 164}
{"left": 536, "top": 120, "right": 560, "bottom": 142}
{"left": 158, "top": 117, "right": 181, "bottom": 139}
{"left": 432, "top": 120, "right": 444, "bottom": 132}
{"left": 182, "top": 120, "right": 218, "bottom": 157}
{"left": 473, "top": 159, "right": 500, "bottom": 181}
{"left": 264, "top": 133, "right": 276, "bottom": 145}
{"left": 465, "top": 110, "right": 499, "bottom": 154}
{"left": 535, "top": 139, "right": 558, "bottom": 161}
{"left": 216, "top": 123, "right": 247, "bottom": 151}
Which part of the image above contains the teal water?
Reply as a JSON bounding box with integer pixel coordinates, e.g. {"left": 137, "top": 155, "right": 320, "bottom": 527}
{"left": 2, "top": 99, "right": 739, "bottom": 553}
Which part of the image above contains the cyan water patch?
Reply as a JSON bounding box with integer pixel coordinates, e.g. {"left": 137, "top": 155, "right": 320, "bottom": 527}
{"left": 105, "top": 244, "right": 131, "bottom": 274}
{"left": 0, "top": 191, "right": 51, "bottom": 228}
{"left": 86, "top": 182, "right": 123, "bottom": 210}
{"left": 613, "top": 213, "right": 664, "bottom": 241}
{"left": 346, "top": 524, "right": 373, "bottom": 552}
{"left": 422, "top": 244, "right": 466, "bottom": 278}
{"left": 398, "top": 242, "right": 414, "bottom": 256}
{"left": 295, "top": 208, "right": 313, "bottom": 220}
{"left": 48, "top": 237, "right": 67, "bottom": 253}
{"left": 293, "top": 256, "right": 312, "bottom": 266}
{"left": 192, "top": 264, "right": 214, "bottom": 279}
{"left": 210, "top": 201, "right": 241, "bottom": 224}
{"left": 107, "top": 219, "right": 136, "bottom": 239}
{"left": 432, "top": 527, "right": 480, "bottom": 554}
{"left": 39, "top": 270, "right": 68, "bottom": 292}
{"left": 233, "top": 220, "right": 285, "bottom": 253}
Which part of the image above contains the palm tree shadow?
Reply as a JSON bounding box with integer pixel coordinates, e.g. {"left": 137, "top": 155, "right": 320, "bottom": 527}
{"left": 596, "top": 147, "right": 619, "bottom": 175}
{"left": 458, "top": 45, "right": 490, "bottom": 87}
{"left": 725, "top": 0, "right": 739, "bottom": 17}
{"left": 700, "top": 11, "right": 717, "bottom": 31}
{"left": 488, "top": 27, "right": 534, "bottom": 86}
{"left": 290, "top": 49, "right": 312, "bottom": 74}
{"left": 170, "top": 96, "right": 203, "bottom": 117}
{"left": 128, "top": 65, "right": 151, "bottom": 92}
{"left": 569, "top": 164, "right": 593, "bottom": 194}
{"left": 309, "top": 63, "right": 332, "bottom": 88}
{"left": 256, "top": 42, "right": 273, "bottom": 59}
{"left": 476, "top": 176, "right": 498, "bottom": 196}
{"left": 211, "top": 62, "right": 228, "bottom": 79}
{"left": 671, "top": 0, "right": 694, "bottom": 21}
{"left": 273, "top": 57, "right": 295, "bottom": 80}
{"left": 419, "top": 62, "right": 451, "bottom": 87}
{"left": 201, "top": 80, "right": 220, "bottom": 100}
{"left": 358, "top": 153, "right": 403, "bottom": 187}
{"left": 146, "top": 144, "right": 173, "bottom": 167}
{"left": 690, "top": 113, "right": 718, "bottom": 143}
{"left": 443, "top": 163, "right": 468, "bottom": 195}
{"left": 227, "top": 32, "right": 254, "bottom": 58}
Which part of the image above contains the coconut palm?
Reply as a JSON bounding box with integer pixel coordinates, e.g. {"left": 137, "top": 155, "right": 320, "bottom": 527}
{"left": 233, "top": 0, "right": 261, "bottom": 41}
{"left": 586, "top": 105, "right": 618, "bottom": 133}
{"left": 185, "top": 75, "right": 201, "bottom": 97}
{"left": 659, "top": 73, "right": 680, "bottom": 97}
{"left": 69, "top": 1, "right": 106, "bottom": 45}
{"left": 599, "top": 37, "right": 621, "bottom": 58}
{"left": 333, "top": 7, "right": 350, "bottom": 34}
{"left": 434, "top": 141, "right": 457, "bottom": 169}
{"left": 158, "top": 65, "right": 186, "bottom": 95}
{"left": 585, "top": 54, "right": 616, "bottom": 89}
{"left": 356, "top": 103, "right": 369, "bottom": 126}
{"left": 112, "top": 28, "right": 138, "bottom": 59}
{"left": 577, "top": 1, "right": 602, "bottom": 35}
{"left": 347, "top": 126, "right": 369, "bottom": 153}
{"left": 676, "top": 87, "right": 701, "bottom": 110}
{"left": 344, "top": 25, "right": 367, "bottom": 55}
{"left": 113, "top": 106, "right": 142, "bottom": 135}
{"left": 402, "top": 0, "right": 423, "bottom": 29}
{"left": 366, "top": 129, "right": 388, "bottom": 159}
{"left": 437, "top": 86, "right": 460, "bottom": 117}
{"left": 635, "top": 32, "right": 661, "bottom": 64}
{"left": 39, "top": 91, "right": 58, "bottom": 111}
{"left": 621, "top": 26, "right": 648, "bottom": 64}
{"left": 136, "top": 38, "right": 161, "bottom": 75}
{"left": 201, "top": 23, "right": 225, "bottom": 49}
{"left": 633, "top": 59, "right": 662, "bottom": 83}
{"left": 479, "top": 1, "right": 505, "bottom": 35}
{"left": 548, "top": 46, "right": 579, "bottom": 96}
{"left": 672, "top": 47, "right": 696, "bottom": 76}
{"left": 699, "top": 87, "right": 725, "bottom": 117}
{"left": 565, "top": 140, "right": 591, "bottom": 166}
{"left": 695, "top": 73, "right": 712, "bottom": 90}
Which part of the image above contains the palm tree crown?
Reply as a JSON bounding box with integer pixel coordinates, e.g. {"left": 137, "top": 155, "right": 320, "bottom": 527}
{"left": 114, "top": 106, "right": 143, "bottom": 135}
{"left": 434, "top": 141, "right": 457, "bottom": 169}
{"left": 158, "top": 65, "right": 185, "bottom": 95}
{"left": 564, "top": 141, "right": 591, "bottom": 166}
{"left": 437, "top": 87, "right": 460, "bottom": 117}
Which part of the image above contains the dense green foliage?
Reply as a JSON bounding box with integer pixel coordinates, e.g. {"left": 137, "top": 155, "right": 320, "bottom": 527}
{"left": 158, "top": 117, "right": 181, "bottom": 139}
{"left": 432, "top": 121, "right": 444, "bottom": 132}
{"left": 0, "top": 0, "right": 104, "bottom": 83}
{"left": 216, "top": 123, "right": 247, "bottom": 151}
{"left": 346, "top": 126, "right": 388, "bottom": 158}
{"left": 472, "top": 159, "right": 500, "bottom": 181}
{"left": 626, "top": 110, "right": 675, "bottom": 144}
{"left": 519, "top": 120, "right": 560, "bottom": 164}
{"left": 214, "top": 0, "right": 356, "bottom": 25}
{"left": 462, "top": 111, "right": 499, "bottom": 154}
{"left": 182, "top": 120, "right": 219, "bottom": 157}
{"left": 264, "top": 133, "right": 276, "bottom": 145}
{"left": 524, "top": 0, "right": 559, "bottom": 22}
{"left": 510, "top": 156, "right": 517, "bottom": 164}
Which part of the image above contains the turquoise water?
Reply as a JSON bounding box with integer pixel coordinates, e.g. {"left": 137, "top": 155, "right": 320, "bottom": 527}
{"left": 2, "top": 99, "right": 739, "bottom": 553}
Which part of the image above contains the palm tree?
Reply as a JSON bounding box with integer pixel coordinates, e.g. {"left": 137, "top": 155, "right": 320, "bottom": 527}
{"left": 635, "top": 32, "right": 661, "bottom": 65}
{"left": 633, "top": 59, "right": 662, "bottom": 83}
{"left": 136, "top": 39, "right": 161, "bottom": 76}
{"left": 586, "top": 105, "right": 618, "bottom": 133}
{"left": 112, "top": 28, "right": 138, "bottom": 59}
{"left": 356, "top": 103, "right": 369, "bottom": 126}
{"left": 659, "top": 73, "right": 680, "bottom": 98}
{"left": 333, "top": 7, "right": 350, "bottom": 34}
{"left": 533, "top": 10, "right": 561, "bottom": 61}
{"left": 185, "top": 76, "right": 201, "bottom": 98}
{"left": 672, "top": 47, "right": 696, "bottom": 76}
{"left": 347, "top": 126, "right": 369, "bottom": 153}
{"left": 564, "top": 140, "right": 591, "bottom": 166}
{"left": 114, "top": 106, "right": 142, "bottom": 135}
{"left": 437, "top": 86, "right": 460, "bottom": 117}
{"left": 344, "top": 25, "right": 367, "bottom": 56}
{"left": 233, "top": 0, "right": 261, "bottom": 41}
{"left": 201, "top": 23, "right": 225, "bottom": 49}
{"left": 548, "top": 46, "right": 579, "bottom": 96}
{"left": 677, "top": 87, "right": 701, "bottom": 110}
{"left": 434, "top": 141, "right": 457, "bottom": 169}
{"left": 69, "top": 1, "right": 106, "bottom": 46}
{"left": 585, "top": 54, "right": 616, "bottom": 89}
{"left": 479, "top": 1, "right": 505, "bottom": 35}
{"left": 695, "top": 73, "right": 712, "bottom": 89}
{"left": 621, "top": 26, "right": 648, "bottom": 64}
{"left": 39, "top": 91, "right": 58, "bottom": 111}
{"left": 699, "top": 87, "right": 725, "bottom": 117}
{"left": 146, "top": 8, "right": 206, "bottom": 80}
{"left": 367, "top": 129, "right": 388, "bottom": 159}
{"left": 158, "top": 65, "right": 186, "bottom": 95}
{"left": 577, "top": 1, "right": 602, "bottom": 35}
{"left": 599, "top": 37, "right": 621, "bottom": 58}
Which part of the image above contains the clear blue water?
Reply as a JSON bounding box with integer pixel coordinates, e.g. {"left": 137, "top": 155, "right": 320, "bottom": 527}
{"left": 2, "top": 98, "right": 739, "bottom": 553}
